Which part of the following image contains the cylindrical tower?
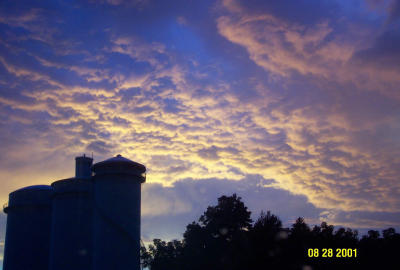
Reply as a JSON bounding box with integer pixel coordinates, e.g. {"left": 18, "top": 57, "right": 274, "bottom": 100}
{"left": 2, "top": 185, "right": 53, "bottom": 270}
{"left": 48, "top": 178, "right": 93, "bottom": 270}
{"left": 75, "top": 154, "right": 93, "bottom": 179}
{"left": 92, "top": 154, "right": 146, "bottom": 270}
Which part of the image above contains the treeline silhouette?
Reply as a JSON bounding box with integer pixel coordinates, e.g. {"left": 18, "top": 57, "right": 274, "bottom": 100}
{"left": 141, "top": 194, "right": 399, "bottom": 270}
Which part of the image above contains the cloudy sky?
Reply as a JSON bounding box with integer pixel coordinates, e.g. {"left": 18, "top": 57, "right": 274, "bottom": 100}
{"left": 1, "top": 0, "right": 400, "bottom": 262}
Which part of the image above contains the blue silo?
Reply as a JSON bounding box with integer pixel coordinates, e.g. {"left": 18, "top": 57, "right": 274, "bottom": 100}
{"left": 49, "top": 155, "right": 93, "bottom": 270}
{"left": 2, "top": 185, "right": 53, "bottom": 270}
{"left": 92, "top": 154, "right": 146, "bottom": 270}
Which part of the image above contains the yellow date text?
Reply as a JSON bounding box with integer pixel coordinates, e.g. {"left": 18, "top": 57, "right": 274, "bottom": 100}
{"left": 307, "top": 248, "right": 357, "bottom": 258}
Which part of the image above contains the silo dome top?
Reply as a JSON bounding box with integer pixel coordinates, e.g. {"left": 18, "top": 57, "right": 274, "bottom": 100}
{"left": 5, "top": 185, "right": 53, "bottom": 213}
{"left": 14, "top": 185, "right": 53, "bottom": 192}
{"left": 92, "top": 154, "right": 146, "bottom": 179}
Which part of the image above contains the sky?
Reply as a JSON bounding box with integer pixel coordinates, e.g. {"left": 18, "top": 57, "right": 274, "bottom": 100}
{"left": 1, "top": 0, "right": 400, "bottom": 263}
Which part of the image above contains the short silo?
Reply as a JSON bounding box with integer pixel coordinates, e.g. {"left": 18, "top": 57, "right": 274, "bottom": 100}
{"left": 2, "top": 185, "right": 53, "bottom": 270}
{"left": 75, "top": 154, "right": 93, "bottom": 179}
{"left": 49, "top": 155, "right": 93, "bottom": 270}
{"left": 92, "top": 154, "right": 146, "bottom": 270}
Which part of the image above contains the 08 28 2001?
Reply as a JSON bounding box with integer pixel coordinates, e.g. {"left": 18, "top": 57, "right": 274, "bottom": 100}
{"left": 307, "top": 248, "right": 357, "bottom": 258}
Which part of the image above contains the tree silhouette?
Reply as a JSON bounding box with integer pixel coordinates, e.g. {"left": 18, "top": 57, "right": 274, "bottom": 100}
{"left": 141, "top": 239, "right": 184, "bottom": 270}
{"left": 186, "top": 193, "right": 252, "bottom": 270}
{"left": 199, "top": 193, "right": 252, "bottom": 237}
{"left": 141, "top": 194, "right": 400, "bottom": 270}
{"left": 250, "top": 211, "right": 284, "bottom": 269}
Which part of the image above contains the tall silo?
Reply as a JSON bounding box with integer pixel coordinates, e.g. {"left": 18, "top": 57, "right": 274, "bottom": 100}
{"left": 92, "top": 154, "right": 146, "bottom": 270}
{"left": 2, "top": 185, "right": 53, "bottom": 270}
{"left": 49, "top": 155, "right": 93, "bottom": 270}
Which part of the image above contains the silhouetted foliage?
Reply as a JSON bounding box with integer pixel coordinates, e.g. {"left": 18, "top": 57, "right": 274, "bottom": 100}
{"left": 141, "top": 194, "right": 400, "bottom": 270}
{"left": 249, "top": 211, "right": 285, "bottom": 269}
{"left": 141, "top": 239, "right": 184, "bottom": 270}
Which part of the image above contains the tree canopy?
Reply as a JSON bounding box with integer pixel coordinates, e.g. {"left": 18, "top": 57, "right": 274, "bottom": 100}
{"left": 141, "top": 194, "right": 399, "bottom": 270}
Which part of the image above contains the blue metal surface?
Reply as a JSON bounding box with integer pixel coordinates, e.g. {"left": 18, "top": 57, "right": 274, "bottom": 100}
{"left": 49, "top": 178, "right": 93, "bottom": 270}
{"left": 92, "top": 155, "right": 146, "bottom": 270}
{"left": 2, "top": 155, "right": 146, "bottom": 270}
{"left": 2, "top": 185, "right": 53, "bottom": 270}
{"left": 75, "top": 155, "right": 93, "bottom": 179}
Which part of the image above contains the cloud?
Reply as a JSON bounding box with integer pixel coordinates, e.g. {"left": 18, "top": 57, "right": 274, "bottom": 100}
{"left": 217, "top": 0, "right": 400, "bottom": 98}
{"left": 319, "top": 209, "right": 400, "bottom": 229}
{"left": 89, "top": 0, "right": 148, "bottom": 7}
{"left": 141, "top": 177, "right": 400, "bottom": 242}
{"left": 388, "top": 0, "right": 400, "bottom": 22}
{"left": 217, "top": 0, "right": 346, "bottom": 78}
{"left": 141, "top": 177, "right": 322, "bottom": 241}
{"left": 0, "top": 0, "right": 399, "bottom": 243}
{"left": 351, "top": 29, "right": 400, "bottom": 69}
{"left": 197, "top": 146, "right": 220, "bottom": 160}
{"left": 86, "top": 140, "right": 114, "bottom": 155}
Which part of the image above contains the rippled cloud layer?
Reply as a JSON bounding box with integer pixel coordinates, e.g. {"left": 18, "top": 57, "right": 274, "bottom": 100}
{"left": 1, "top": 0, "right": 400, "bottom": 243}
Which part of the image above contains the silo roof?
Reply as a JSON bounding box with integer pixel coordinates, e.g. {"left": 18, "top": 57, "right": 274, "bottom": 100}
{"left": 6, "top": 185, "right": 53, "bottom": 212}
{"left": 92, "top": 154, "right": 146, "bottom": 173}
{"left": 14, "top": 185, "right": 53, "bottom": 192}
{"left": 51, "top": 178, "right": 92, "bottom": 194}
